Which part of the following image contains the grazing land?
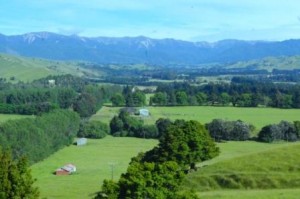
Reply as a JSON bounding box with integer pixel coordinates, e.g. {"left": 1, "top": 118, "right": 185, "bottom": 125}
{"left": 181, "top": 142, "right": 300, "bottom": 198}
{"left": 31, "top": 136, "right": 158, "bottom": 199}
{"left": 0, "top": 53, "right": 97, "bottom": 82}
{"left": 91, "top": 106, "right": 300, "bottom": 132}
{"left": 197, "top": 188, "right": 300, "bottom": 199}
{"left": 0, "top": 113, "right": 33, "bottom": 123}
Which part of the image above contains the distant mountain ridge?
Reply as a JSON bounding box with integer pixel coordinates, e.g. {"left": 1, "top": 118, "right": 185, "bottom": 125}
{"left": 1, "top": 32, "right": 300, "bottom": 65}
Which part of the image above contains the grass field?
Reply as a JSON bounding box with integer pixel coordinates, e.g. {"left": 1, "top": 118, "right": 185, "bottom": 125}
{"left": 180, "top": 142, "right": 300, "bottom": 198}
{"left": 0, "top": 113, "right": 33, "bottom": 123}
{"left": 0, "top": 53, "right": 99, "bottom": 82}
{"left": 198, "top": 188, "right": 300, "bottom": 199}
{"left": 91, "top": 106, "right": 300, "bottom": 132}
{"left": 31, "top": 136, "right": 158, "bottom": 199}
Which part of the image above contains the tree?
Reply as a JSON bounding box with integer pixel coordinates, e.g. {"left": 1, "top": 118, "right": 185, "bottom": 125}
{"left": 195, "top": 92, "right": 207, "bottom": 105}
{"left": 278, "top": 121, "right": 297, "bottom": 141}
{"left": 155, "top": 118, "right": 172, "bottom": 138}
{"left": 207, "top": 119, "right": 251, "bottom": 141}
{"left": 0, "top": 150, "right": 39, "bottom": 199}
{"left": 150, "top": 92, "right": 167, "bottom": 106}
{"left": 132, "top": 91, "right": 146, "bottom": 107}
{"left": 175, "top": 91, "right": 188, "bottom": 105}
{"left": 207, "top": 119, "right": 230, "bottom": 141}
{"left": 110, "top": 116, "right": 124, "bottom": 135}
{"left": 96, "top": 119, "right": 219, "bottom": 199}
{"left": 110, "top": 93, "right": 125, "bottom": 107}
{"left": 219, "top": 92, "right": 231, "bottom": 106}
{"left": 294, "top": 121, "right": 300, "bottom": 138}
{"left": 258, "top": 124, "right": 282, "bottom": 142}
{"left": 73, "top": 92, "right": 97, "bottom": 117}
{"left": 145, "top": 120, "right": 219, "bottom": 169}
{"left": 258, "top": 121, "right": 298, "bottom": 143}
{"left": 78, "top": 121, "right": 108, "bottom": 139}
{"left": 231, "top": 120, "right": 251, "bottom": 141}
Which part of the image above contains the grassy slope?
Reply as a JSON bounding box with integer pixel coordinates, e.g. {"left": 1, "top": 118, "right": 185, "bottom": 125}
{"left": 91, "top": 106, "right": 300, "bottom": 131}
{"left": 180, "top": 142, "right": 300, "bottom": 198}
{"left": 31, "top": 136, "right": 158, "bottom": 199}
{"left": 226, "top": 55, "right": 300, "bottom": 71}
{"left": 198, "top": 188, "right": 300, "bottom": 199}
{"left": 0, "top": 113, "right": 33, "bottom": 123}
{"left": 0, "top": 53, "right": 98, "bottom": 82}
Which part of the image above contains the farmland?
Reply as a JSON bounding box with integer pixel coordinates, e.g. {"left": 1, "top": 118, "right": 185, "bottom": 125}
{"left": 0, "top": 113, "right": 33, "bottom": 123}
{"left": 0, "top": 53, "right": 98, "bottom": 82}
{"left": 30, "top": 136, "right": 300, "bottom": 198}
{"left": 31, "top": 137, "right": 158, "bottom": 199}
{"left": 181, "top": 142, "right": 300, "bottom": 198}
{"left": 91, "top": 106, "right": 300, "bottom": 132}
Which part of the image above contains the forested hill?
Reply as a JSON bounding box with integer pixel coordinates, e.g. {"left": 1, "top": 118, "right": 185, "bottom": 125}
{"left": 1, "top": 32, "right": 300, "bottom": 65}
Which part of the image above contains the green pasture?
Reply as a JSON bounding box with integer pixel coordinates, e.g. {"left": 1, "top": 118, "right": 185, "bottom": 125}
{"left": 31, "top": 136, "right": 158, "bottom": 199}
{"left": 0, "top": 53, "right": 97, "bottom": 82}
{"left": 181, "top": 142, "right": 300, "bottom": 198}
{"left": 198, "top": 188, "right": 300, "bottom": 199}
{"left": 0, "top": 113, "right": 33, "bottom": 123}
{"left": 92, "top": 106, "right": 300, "bottom": 132}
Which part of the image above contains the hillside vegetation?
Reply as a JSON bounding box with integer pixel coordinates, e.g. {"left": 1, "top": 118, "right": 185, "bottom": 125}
{"left": 227, "top": 55, "right": 300, "bottom": 71}
{"left": 0, "top": 53, "right": 97, "bottom": 82}
{"left": 181, "top": 142, "right": 300, "bottom": 197}
{"left": 0, "top": 113, "right": 32, "bottom": 123}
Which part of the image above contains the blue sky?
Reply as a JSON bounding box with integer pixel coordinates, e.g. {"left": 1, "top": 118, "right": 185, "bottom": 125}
{"left": 1, "top": 0, "right": 300, "bottom": 41}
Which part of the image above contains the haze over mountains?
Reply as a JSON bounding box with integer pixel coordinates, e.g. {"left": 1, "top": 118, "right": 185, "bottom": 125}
{"left": 1, "top": 32, "right": 300, "bottom": 65}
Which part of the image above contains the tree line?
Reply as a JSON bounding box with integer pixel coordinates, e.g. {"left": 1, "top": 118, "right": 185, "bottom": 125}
{"left": 148, "top": 80, "right": 300, "bottom": 108}
{"left": 109, "top": 109, "right": 300, "bottom": 144}
{"left": 0, "top": 75, "right": 122, "bottom": 117}
{"left": 0, "top": 109, "right": 80, "bottom": 163}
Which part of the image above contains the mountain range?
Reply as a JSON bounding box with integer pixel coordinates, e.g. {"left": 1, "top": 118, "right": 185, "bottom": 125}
{"left": 1, "top": 32, "right": 300, "bottom": 65}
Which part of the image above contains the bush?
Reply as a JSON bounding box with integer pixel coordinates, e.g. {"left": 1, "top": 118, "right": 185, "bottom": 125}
{"left": 258, "top": 120, "right": 299, "bottom": 142}
{"left": 78, "top": 121, "right": 108, "bottom": 139}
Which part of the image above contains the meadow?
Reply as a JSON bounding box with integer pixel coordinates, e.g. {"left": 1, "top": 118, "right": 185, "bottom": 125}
{"left": 0, "top": 113, "right": 33, "bottom": 123}
{"left": 91, "top": 106, "right": 300, "bottom": 132}
{"left": 0, "top": 53, "right": 97, "bottom": 82}
{"left": 31, "top": 136, "right": 158, "bottom": 199}
{"left": 181, "top": 142, "right": 300, "bottom": 198}
{"left": 30, "top": 136, "right": 300, "bottom": 198}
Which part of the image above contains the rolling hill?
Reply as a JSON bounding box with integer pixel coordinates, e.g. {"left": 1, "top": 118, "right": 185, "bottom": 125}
{"left": 0, "top": 53, "right": 100, "bottom": 82}
{"left": 181, "top": 142, "right": 300, "bottom": 198}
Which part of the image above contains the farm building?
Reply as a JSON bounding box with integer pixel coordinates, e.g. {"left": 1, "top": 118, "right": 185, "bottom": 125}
{"left": 139, "top": 109, "right": 149, "bottom": 117}
{"left": 55, "top": 164, "right": 76, "bottom": 176}
{"left": 76, "top": 138, "right": 87, "bottom": 146}
{"left": 48, "top": 79, "right": 55, "bottom": 87}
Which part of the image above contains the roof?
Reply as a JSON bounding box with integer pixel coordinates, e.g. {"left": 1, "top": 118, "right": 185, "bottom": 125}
{"left": 56, "top": 164, "right": 76, "bottom": 172}
{"left": 139, "top": 109, "right": 149, "bottom": 116}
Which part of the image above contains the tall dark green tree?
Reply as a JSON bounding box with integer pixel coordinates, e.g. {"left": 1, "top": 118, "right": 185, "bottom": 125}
{"left": 110, "top": 93, "right": 125, "bottom": 106}
{"left": 0, "top": 150, "right": 39, "bottom": 199}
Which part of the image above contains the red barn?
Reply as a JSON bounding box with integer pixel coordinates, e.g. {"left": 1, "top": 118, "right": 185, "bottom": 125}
{"left": 55, "top": 164, "right": 76, "bottom": 175}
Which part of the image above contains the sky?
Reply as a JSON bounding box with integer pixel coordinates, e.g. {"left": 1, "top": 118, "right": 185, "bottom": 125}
{"left": 1, "top": 0, "right": 300, "bottom": 41}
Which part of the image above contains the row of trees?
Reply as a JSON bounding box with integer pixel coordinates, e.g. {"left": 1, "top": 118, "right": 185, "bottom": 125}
{"left": 149, "top": 81, "right": 300, "bottom": 108}
{"left": 111, "top": 86, "right": 146, "bottom": 107}
{"left": 96, "top": 120, "right": 219, "bottom": 198}
{"left": 206, "top": 119, "right": 254, "bottom": 141}
{"left": 0, "top": 75, "right": 122, "bottom": 117}
{"left": 0, "top": 109, "right": 80, "bottom": 163}
{"left": 109, "top": 109, "right": 300, "bottom": 144}
{"left": 258, "top": 121, "right": 300, "bottom": 142}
